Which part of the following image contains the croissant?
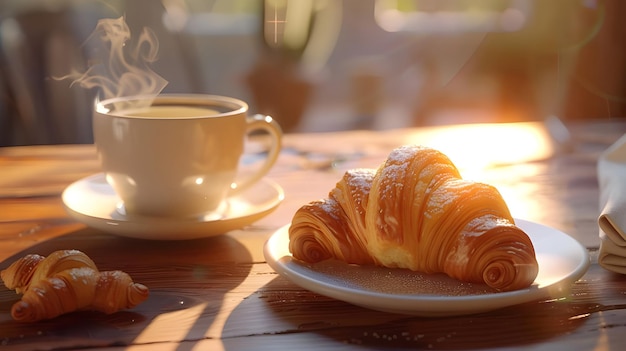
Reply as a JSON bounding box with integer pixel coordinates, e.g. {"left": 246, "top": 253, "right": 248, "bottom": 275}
{"left": 289, "top": 145, "right": 539, "bottom": 292}
{"left": 1, "top": 250, "right": 149, "bottom": 322}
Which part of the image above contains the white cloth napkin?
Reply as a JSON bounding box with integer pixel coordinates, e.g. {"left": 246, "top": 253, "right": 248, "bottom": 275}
{"left": 598, "top": 134, "right": 626, "bottom": 274}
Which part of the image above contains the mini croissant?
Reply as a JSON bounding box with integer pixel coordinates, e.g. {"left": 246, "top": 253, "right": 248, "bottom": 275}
{"left": 1, "top": 249, "right": 149, "bottom": 322}
{"left": 289, "top": 145, "right": 539, "bottom": 292}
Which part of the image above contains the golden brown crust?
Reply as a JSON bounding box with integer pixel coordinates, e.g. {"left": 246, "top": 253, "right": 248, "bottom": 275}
{"left": 1, "top": 250, "right": 149, "bottom": 322}
{"left": 289, "top": 198, "right": 373, "bottom": 265}
{"left": 289, "top": 145, "right": 538, "bottom": 291}
{"left": 0, "top": 253, "right": 44, "bottom": 293}
{"left": 91, "top": 270, "right": 150, "bottom": 314}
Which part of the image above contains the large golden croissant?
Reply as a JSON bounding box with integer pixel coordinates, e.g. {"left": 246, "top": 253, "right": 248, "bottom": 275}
{"left": 289, "top": 145, "right": 539, "bottom": 292}
{"left": 1, "top": 250, "right": 149, "bottom": 322}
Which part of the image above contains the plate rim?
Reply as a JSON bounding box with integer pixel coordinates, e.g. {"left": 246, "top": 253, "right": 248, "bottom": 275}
{"left": 264, "top": 218, "right": 590, "bottom": 316}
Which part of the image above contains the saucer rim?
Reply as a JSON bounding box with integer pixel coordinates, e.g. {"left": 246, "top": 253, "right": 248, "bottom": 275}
{"left": 62, "top": 173, "right": 284, "bottom": 240}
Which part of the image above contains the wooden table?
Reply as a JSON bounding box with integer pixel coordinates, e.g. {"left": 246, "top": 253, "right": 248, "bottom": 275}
{"left": 1, "top": 120, "right": 626, "bottom": 350}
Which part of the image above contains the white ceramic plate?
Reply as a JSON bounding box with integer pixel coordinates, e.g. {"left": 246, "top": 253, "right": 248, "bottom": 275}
{"left": 264, "top": 219, "right": 590, "bottom": 316}
{"left": 63, "top": 173, "right": 284, "bottom": 240}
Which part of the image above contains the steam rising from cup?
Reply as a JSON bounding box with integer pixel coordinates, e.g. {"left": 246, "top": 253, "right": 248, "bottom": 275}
{"left": 60, "top": 16, "right": 167, "bottom": 110}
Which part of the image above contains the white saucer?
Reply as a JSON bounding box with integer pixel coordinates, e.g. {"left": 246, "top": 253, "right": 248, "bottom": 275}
{"left": 63, "top": 173, "right": 284, "bottom": 240}
{"left": 264, "top": 219, "right": 590, "bottom": 317}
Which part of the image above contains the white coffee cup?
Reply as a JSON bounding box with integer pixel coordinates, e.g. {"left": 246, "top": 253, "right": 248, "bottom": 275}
{"left": 93, "top": 94, "right": 282, "bottom": 218}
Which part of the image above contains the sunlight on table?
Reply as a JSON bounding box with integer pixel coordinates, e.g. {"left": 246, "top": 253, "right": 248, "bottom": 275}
{"left": 134, "top": 302, "right": 210, "bottom": 347}
{"left": 407, "top": 121, "right": 555, "bottom": 180}
{"left": 407, "top": 121, "right": 557, "bottom": 223}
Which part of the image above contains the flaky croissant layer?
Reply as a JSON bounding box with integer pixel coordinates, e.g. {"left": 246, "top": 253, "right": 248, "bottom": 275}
{"left": 1, "top": 250, "right": 149, "bottom": 322}
{"left": 289, "top": 145, "right": 539, "bottom": 292}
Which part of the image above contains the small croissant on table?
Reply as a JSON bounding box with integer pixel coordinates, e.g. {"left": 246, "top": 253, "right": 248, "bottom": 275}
{"left": 1, "top": 249, "right": 149, "bottom": 322}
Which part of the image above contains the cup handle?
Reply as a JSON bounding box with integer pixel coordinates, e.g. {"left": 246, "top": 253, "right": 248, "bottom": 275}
{"left": 231, "top": 114, "right": 282, "bottom": 193}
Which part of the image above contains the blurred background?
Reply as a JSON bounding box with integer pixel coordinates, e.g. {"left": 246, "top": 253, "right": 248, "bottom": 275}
{"left": 0, "top": 0, "right": 623, "bottom": 146}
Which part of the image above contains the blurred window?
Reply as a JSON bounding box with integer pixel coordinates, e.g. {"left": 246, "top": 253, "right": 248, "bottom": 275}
{"left": 375, "top": 0, "right": 533, "bottom": 33}
{"left": 162, "top": 0, "right": 261, "bottom": 35}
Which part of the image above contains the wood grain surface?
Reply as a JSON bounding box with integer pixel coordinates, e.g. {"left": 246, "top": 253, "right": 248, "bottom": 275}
{"left": 1, "top": 120, "right": 626, "bottom": 350}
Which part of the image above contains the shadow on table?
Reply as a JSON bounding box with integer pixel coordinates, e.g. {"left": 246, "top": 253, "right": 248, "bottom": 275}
{"left": 221, "top": 275, "right": 596, "bottom": 350}
{"left": 0, "top": 227, "right": 253, "bottom": 350}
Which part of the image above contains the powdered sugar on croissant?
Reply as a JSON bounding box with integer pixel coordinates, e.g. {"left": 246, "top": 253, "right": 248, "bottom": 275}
{"left": 289, "top": 145, "right": 539, "bottom": 292}
{"left": 1, "top": 250, "right": 149, "bottom": 322}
